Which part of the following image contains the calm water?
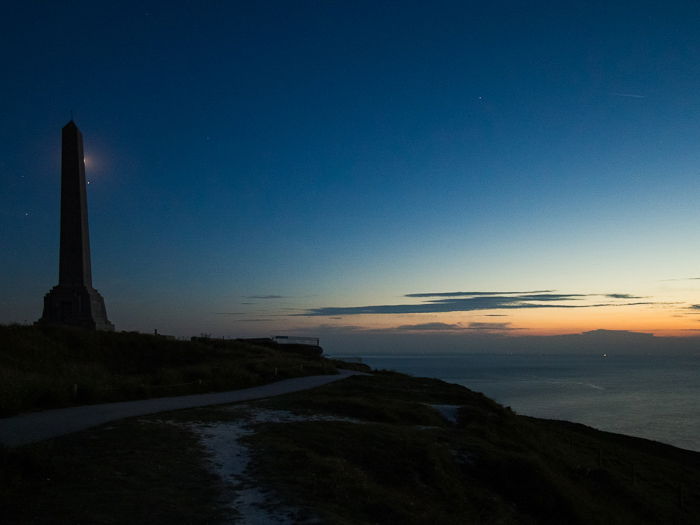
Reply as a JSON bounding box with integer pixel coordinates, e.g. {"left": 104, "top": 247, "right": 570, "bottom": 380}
{"left": 356, "top": 354, "right": 700, "bottom": 452}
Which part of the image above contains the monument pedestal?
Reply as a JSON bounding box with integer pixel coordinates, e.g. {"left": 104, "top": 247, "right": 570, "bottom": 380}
{"left": 40, "top": 285, "right": 114, "bottom": 331}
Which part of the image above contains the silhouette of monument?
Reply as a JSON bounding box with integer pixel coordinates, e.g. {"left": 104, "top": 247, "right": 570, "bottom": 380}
{"left": 38, "top": 121, "right": 114, "bottom": 331}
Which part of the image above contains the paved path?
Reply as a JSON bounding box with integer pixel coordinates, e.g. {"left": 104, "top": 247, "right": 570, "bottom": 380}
{"left": 0, "top": 370, "right": 364, "bottom": 447}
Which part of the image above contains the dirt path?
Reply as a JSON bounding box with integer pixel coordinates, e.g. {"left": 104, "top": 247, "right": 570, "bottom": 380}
{"left": 0, "top": 370, "right": 364, "bottom": 447}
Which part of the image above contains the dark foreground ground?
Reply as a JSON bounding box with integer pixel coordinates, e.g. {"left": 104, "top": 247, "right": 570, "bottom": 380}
{"left": 1, "top": 371, "right": 698, "bottom": 524}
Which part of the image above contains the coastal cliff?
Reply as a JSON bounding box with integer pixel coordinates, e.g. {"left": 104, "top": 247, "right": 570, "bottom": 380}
{"left": 1, "top": 328, "right": 698, "bottom": 524}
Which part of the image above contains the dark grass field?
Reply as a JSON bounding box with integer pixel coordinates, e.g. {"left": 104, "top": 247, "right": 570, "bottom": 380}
{"left": 0, "top": 417, "right": 228, "bottom": 524}
{"left": 0, "top": 324, "right": 347, "bottom": 417}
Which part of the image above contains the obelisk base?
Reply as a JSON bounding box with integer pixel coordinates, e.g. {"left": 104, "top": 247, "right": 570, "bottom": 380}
{"left": 38, "top": 285, "right": 114, "bottom": 331}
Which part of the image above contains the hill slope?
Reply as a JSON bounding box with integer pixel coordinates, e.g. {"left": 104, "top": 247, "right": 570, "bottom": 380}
{"left": 1, "top": 369, "right": 697, "bottom": 524}
{"left": 0, "top": 324, "right": 346, "bottom": 417}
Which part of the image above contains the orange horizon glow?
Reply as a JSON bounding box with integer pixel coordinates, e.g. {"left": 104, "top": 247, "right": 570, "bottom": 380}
{"left": 289, "top": 303, "right": 700, "bottom": 338}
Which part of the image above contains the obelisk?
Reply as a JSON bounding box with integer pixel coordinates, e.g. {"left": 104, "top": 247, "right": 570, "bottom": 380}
{"left": 38, "top": 121, "right": 114, "bottom": 331}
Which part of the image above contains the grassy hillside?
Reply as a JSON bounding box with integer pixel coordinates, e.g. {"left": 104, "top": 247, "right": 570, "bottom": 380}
{"left": 1, "top": 370, "right": 697, "bottom": 524}
{"left": 0, "top": 333, "right": 697, "bottom": 524}
{"left": 248, "top": 373, "right": 700, "bottom": 524}
{"left": 0, "top": 324, "right": 346, "bottom": 417}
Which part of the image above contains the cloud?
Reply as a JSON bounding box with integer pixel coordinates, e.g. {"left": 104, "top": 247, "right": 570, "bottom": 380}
{"left": 245, "top": 295, "right": 286, "bottom": 299}
{"left": 674, "top": 305, "right": 700, "bottom": 315}
{"left": 303, "top": 324, "right": 364, "bottom": 333}
{"left": 301, "top": 292, "right": 597, "bottom": 316}
{"left": 395, "top": 321, "right": 521, "bottom": 332}
{"left": 214, "top": 312, "right": 245, "bottom": 315}
{"left": 396, "top": 322, "right": 463, "bottom": 331}
{"left": 465, "top": 322, "right": 520, "bottom": 331}
{"left": 580, "top": 329, "right": 653, "bottom": 338}
{"left": 660, "top": 277, "right": 700, "bottom": 281}
{"left": 404, "top": 290, "right": 553, "bottom": 298}
{"left": 300, "top": 289, "right": 662, "bottom": 317}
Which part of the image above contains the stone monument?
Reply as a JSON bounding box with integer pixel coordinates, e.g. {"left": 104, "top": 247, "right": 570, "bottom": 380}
{"left": 38, "top": 121, "right": 114, "bottom": 331}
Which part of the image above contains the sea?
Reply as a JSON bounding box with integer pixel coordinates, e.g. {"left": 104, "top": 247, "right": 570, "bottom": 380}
{"left": 352, "top": 354, "right": 700, "bottom": 452}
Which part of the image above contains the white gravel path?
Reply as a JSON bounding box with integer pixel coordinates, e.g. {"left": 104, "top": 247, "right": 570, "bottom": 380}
{"left": 0, "top": 370, "right": 365, "bottom": 447}
{"left": 187, "top": 407, "right": 360, "bottom": 524}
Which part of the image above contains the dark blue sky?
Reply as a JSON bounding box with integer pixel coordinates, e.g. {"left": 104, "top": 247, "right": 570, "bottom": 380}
{"left": 3, "top": 1, "right": 700, "bottom": 344}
